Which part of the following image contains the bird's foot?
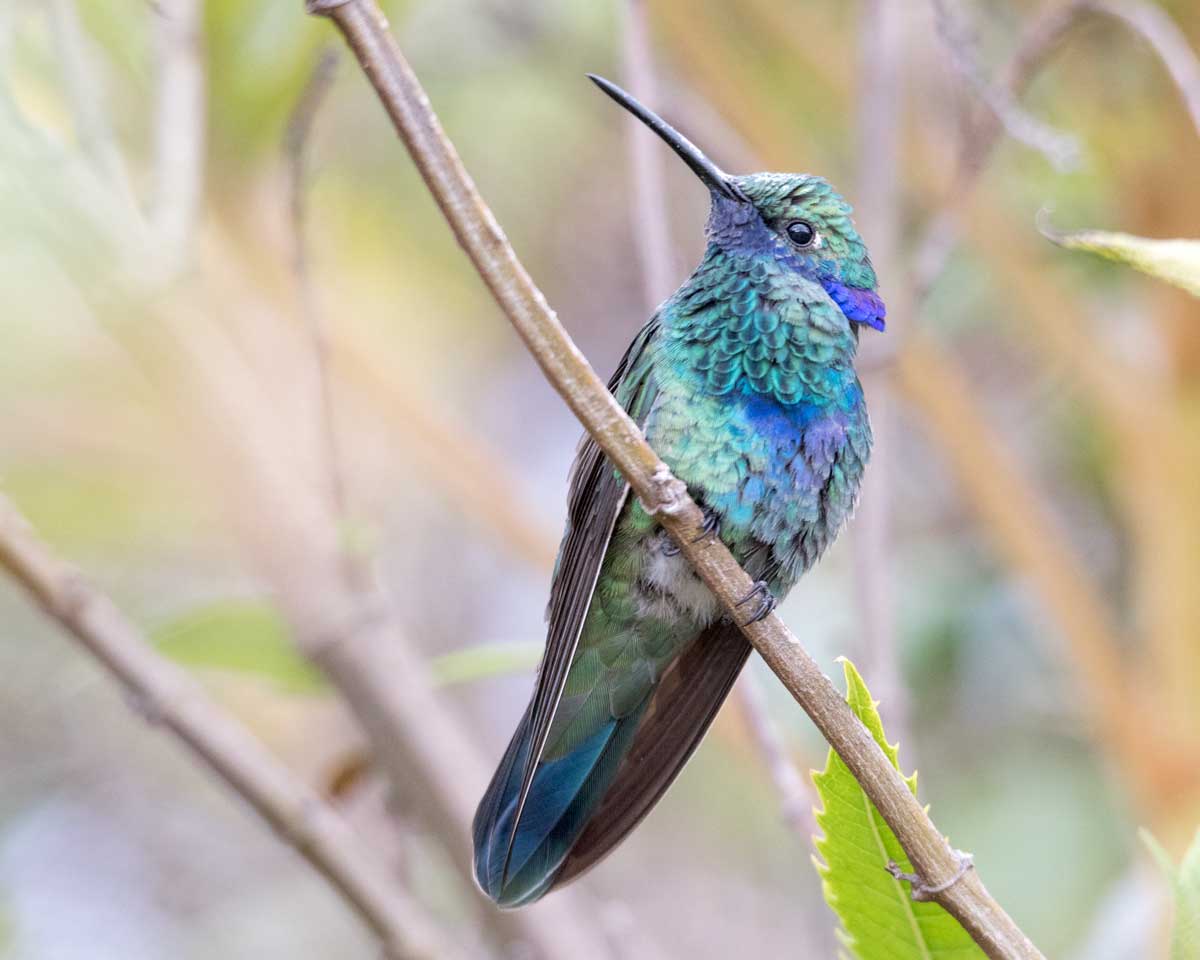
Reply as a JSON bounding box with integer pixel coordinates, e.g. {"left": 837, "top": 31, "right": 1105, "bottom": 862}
{"left": 886, "top": 849, "right": 975, "bottom": 902}
{"left": 696, "top": 507, "right": 721, "bottom": 542}
{"left": 663, "top": 507, "right": 721, "bottom": 556}
{"left": 735, "top": 580, "right": 776, "bottom": 625}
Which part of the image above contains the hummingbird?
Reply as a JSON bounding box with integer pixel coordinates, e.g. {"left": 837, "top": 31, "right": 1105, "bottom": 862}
{"left": 473, "top": 75, "right": 885, "bottom": 908}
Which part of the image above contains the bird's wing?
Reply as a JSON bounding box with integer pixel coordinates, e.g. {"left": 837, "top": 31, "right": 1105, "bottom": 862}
{"left": 554, "top": 620, "right": 752, "bottom": 886}
{"left": 505, "top": 318, "right": 662, "bottom": 864}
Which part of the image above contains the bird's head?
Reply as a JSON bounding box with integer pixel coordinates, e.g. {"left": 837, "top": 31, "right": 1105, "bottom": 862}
{"left": 590, "top": 75, "right": 885, "bottom": 333}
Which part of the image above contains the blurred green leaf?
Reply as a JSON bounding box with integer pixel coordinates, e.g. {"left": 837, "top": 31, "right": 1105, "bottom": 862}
{"left": 153, "top": 601, "right": 325, "bottom": 694}
{"left": 155, "top": 600, "right": 539, "bottom": 693}
{"left": 1041, "top": 221, "right": 1200, "bottom": 297}
{"left": 429, "top": 641, "right": 541, "bottom": 686}
{"left": 813, "top": 659, "right": 984, "bottom": 960}
{"left": 1142, "top": 828, "right": 1200, "bottom": 960}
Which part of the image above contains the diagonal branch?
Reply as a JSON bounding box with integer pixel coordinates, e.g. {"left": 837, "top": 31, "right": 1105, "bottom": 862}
{"left": 149, "top": 258, "right": 617, "bottom": 960}
{"left": 1081, "top": 0, "right": 1200, "bottom": 136}
{"left": 306, "top": 2, "right": 1044, "bottom": 957}
{"left": 0, "top": 493, "right": 455, "bottom": 960}
{"left": 931, "top": 0, "right": 1081, "bottom": 172}
{"left": 917, "top": 0, "right": 1200, "bottom": 297}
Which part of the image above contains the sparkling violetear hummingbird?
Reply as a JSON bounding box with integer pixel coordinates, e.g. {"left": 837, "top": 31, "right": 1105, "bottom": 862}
{"left": 473, "top": 75, "right": 886, "bottom": 908}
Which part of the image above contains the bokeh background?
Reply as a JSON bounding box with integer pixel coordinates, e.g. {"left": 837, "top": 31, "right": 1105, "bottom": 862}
{"left": 1, "top": 0, "right": 1198, "bottom": 957}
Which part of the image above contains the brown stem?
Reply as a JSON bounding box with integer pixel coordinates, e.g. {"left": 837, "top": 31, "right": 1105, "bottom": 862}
{"left": 0, "top": 494, "right": 455, "bottom": 960}
{"left": 853, "top": 0, "right": 909, "bottom": 748}
{"left": 307, "top": 2, "right": 1045, "bottom": 956}
{"left": 735, "top": 673, "right": 818, "bottom": 838}
{"left": 620, "top": 0, "right": 675, "bottom": 310}
{"left": 917, "top": 0, "right": 1200, "bottom": 296}
{"left": 166, "top": 243, "right": 618, "bottom": 960}
{"left": 151, "top": 0, "right": 206, "bottom": 266}
{"left": 284, "top": 47, "right": 366, "bottom": 590}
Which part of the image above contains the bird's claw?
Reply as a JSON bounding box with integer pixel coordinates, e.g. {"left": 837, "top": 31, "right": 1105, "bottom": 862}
{"left": 663, "top": 507, "right": 720, "bottom": 556}
{"left": 735, "top": 580, "right": 776, "bottom": 624}
{"left": 695, "top": 508, "right": 721, "bottom": 542}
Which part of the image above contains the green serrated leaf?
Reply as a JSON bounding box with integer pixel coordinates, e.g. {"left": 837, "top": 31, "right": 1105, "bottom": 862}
{"left": 1041, "top": 221, "right": 1200, "bottom": 297}
{"left": 1143, "top": 827, "right": 1200, "bottom": 960}
{"left": 153, "top": 601, "right": 326, "bottom": 694}
{"left": 813, "top": 659, "right": 985, "bottom": 960}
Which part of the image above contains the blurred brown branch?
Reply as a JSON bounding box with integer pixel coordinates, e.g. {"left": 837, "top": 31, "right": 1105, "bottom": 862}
{"left": 921, "top": 0, "right": 1200, "bottom": 296}
{"left": 47, "top": 0, "right": 138, "bottom": 210}
{"left": 909, "top": 0, "right": 1200, "bottom": 809}
{"left": 166, "top": 234, "right": 616, "bottom": 960}
{"left": 333, "top": 326, "right": 560, "bottom": 570}
{"left": 687, "top": 0, "right": 1200, "bottom": 814}
{"left": 853, "top": 0, "right": 908, "bottom": 747}
{"left": 151, "top": 0, "right": 206, "bottom": 266}
{"left": 621, "top": 0, "right": 675, "bottom": 310}
{"left": 308, "top": 2, "right": 1044, "bottom": 956}
{"left": 931, "top": 0, "right": 1081, "bottom": 171}
{"left": 285, "top": 47, "right": 363, "bottom": 589}
{"left": 0, "top": 494, "right": 454, "bottom": 960}
{"left": 36, "top": 16, "right": 615, "bottom": 945}
{"left": 1082, "top": 0, "right": 1200, "bottom": 135}
{"left": 894, "top": 334, "right": 1180, "bottom": 786}
{"left": 734, "top": 673, "right": 818, "bottom": 838}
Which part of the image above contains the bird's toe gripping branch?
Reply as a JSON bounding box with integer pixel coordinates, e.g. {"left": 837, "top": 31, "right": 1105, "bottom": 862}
{"left": 886, "top": 849, "right": 975, "bottom": 902}
{"left": 735, "top": 580, "right": 776, "bottom": 625}
{"left": 663, "top": 506, "right": 722, "bottom": 557}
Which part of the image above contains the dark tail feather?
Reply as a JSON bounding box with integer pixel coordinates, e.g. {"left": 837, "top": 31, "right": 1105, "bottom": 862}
{"left": 472, "top": 703, "right": 645, "bottom": 907}
{"left": 473, "top": 623, "right": 751, "bottom": 907}
{"left": 557, "top": 623, "right": 750, "bottom": 885}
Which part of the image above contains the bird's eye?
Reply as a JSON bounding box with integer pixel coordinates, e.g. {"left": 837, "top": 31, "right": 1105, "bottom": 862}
{"left": 785, "top": 220, "right": 816, "bottom": 248}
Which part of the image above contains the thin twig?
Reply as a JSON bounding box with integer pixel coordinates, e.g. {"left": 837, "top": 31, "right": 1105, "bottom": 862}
{"left": 271, "top": 37, "right": 621, "bottom": 949}
{"left": 853, "top": 0, "right": 909, "bottom": 749}
{"left": 930, "top": 0, "right": 1081, "bottom": 172}
{"left": 1083, "top": 0, "right": 1200, "bottom": 136}
{"left": 901, "top": 0, "right": 1200, "bottom": 802}
{"left": 893, "top": 332, "right": 1190, "bottom": 804}
{"left": 0, "top": 494, "right": 454, "bottom": 960}
{"left": 151, "top": 0, "right": 206, "bottom": 266}
{"left": 160, "top": 247, "right": 618, "bottom": 960}
{"left": 620, "top": 0, "right": 675, "bottom": 310}
{"left": 47, "top": 0, "right": 139, "bottom": 211}
{"left": 735, "top": 674, "right": 817, "bottom": 837}
{"left": 917, "top": 0, "right": 1200, "bottom": 297}
{"left": 308, "top": 3, "right": 1044, "bottom": 956}
{"left": 285, "top": 47, "right": 365, "bottom": 589}
{"left": 333, "top": 326, "right": 560, "bottom": 570}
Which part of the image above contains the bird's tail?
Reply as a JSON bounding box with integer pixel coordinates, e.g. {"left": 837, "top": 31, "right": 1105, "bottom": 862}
{"left": 471, "top": 702, "right": 646, "bottom": 908}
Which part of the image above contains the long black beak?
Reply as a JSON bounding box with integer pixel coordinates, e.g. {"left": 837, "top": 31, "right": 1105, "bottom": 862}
{"left": 588, "top": 74, "right": 749, "bottom": 203}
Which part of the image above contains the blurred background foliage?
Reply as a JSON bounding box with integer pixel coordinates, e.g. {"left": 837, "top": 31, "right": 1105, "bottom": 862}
{"left": 0, "top": 0, "right": 1198, "bottom": 957}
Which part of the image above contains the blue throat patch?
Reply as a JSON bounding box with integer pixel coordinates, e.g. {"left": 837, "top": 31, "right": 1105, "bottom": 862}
{"left": 821, "top": 279, "right": 886, "bottom": 331}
